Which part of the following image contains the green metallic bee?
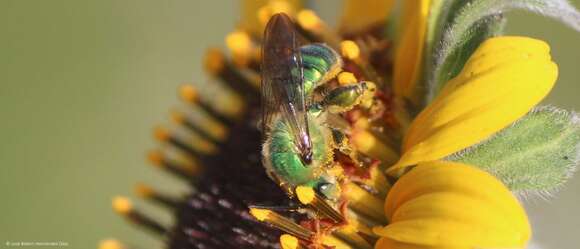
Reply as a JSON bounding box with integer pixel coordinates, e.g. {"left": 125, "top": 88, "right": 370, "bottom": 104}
{"left": 261, "top": 13, "right": 376, "bottom": 201}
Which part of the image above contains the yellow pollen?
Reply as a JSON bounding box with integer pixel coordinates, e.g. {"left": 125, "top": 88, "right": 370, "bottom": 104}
{"left": 269, "top": 0, "right": 293, "bottom": 15}
{"left": 153, "top": 126, "right": 170, "bottom": 142}
{"left": 226, "top": 30, "right": 254, "bottom": 67}
{"left": 179, "top": 84, "right": 199, "bottom": 103}
{"left": 328, "top": 164, "right": 345, "bottom": 178}
{"left": 98, "top": 239, "right": 125, "bottom": 249}
{"left": 295, "top": 185, "right": 344, "bottom": 224}
{"left": 296, "top": 10, "right": 321, "bottom": 30}
{"left": 170, "top": 110, "right": 185, "bottom": 124}
{"left": 337, "top": 72, "right": 357, "bottom": 85}
{"left": 226, "top": 31, "right": 252, "bottom": 55}
{"left": 193, "top": 138, "right": 219, "bottom": 155}
{"left": 295, "top": 185, "right": 315, "bottom": 204}
{"left": 249, "top": 207, "right": 313, "bottom": 241}
{"left": 295, "top": 9, "right": 341, "bottom": 48}
{"left": 340, "top": 40, "right": 360, "bottom": 60}
{"left": 112, "top": 196, "right": 132, "bottom": 215}
{"left": 257, "top": 1, "right": 294, "bottom": 27}
{"left": 204, "top": 48, "right": 225, "bottom": 75}
{"left": 181, "top": 159, "right": 200, "bottom": 175}
{"left": 135, "top": 183, "right": 154, "bottom": 198}
{"left": 147, "top": 150, "right": 163, "bottom": 166}
{"left": 198, "top": 117, "right": 229, "bottom": 141}
{"left": 249, "top": 208, "right": 271, "bottom": 221}
{"left": 257, "top": 6, "right": 272, "bottom": 27}
{"left": 280, "top": 234, "right": 300, "bottom": 249}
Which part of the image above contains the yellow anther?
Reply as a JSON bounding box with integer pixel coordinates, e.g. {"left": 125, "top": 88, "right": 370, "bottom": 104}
{"left": 112, "top": 196, "right": 132, "bottom": 215}
{"left": 170, "top": 110, "right": 186, "bottom": 124}
{"left": 280, "top": 234, "right": 301, "bottom": 249}
{"left": 147, "top": 150, "right": 163, "bottom": 166}
{"left": 226, "top": 30, "right": 254, "bottom": 66}
{"left": 204, "top": 48, "right": 225, "bottom": 75}
{"left": 180, "top": 158, "right": 200, "bottom": 175}
{"left": 98, "top": 239, "right": 125, "bottom": 249}
{"left": 295, "top": 186, "right": 344, "bottom": 223}
{"left": 179, "top": 84, "right": 199, "bottom": 103}
{"left": 153, "top": 126, "right": 170, "bottom": 142}
{"left": 249, "top": 207, "right": 313, "bottom": 241}
{"left": 257, "top": 6, "right": 272, "bottom": 27}
{"left": 257, "top": 0, "right": 294, "bottom": 27}
{"left": 338, "top": 72, "right": 357, "bottom": 85}
{"left": 297, "top": 9, "right": 321, "bottom": 30}
{"left": 226, "top": 31, "right": 252, "bottom": 55}
{"left": 340, "top": 40, "right": 360, "bottom": 60}
{"left": 135, "top": 183, "right": 154, "bottom": 198}
{"left": 295, "top": 185, "right": 315, "bottom": 204}
{"left": 249, "top": 208, "right": 272, "bottom": 221}
{"left": 269, "top": 0, "right": 293, "bottom": 14}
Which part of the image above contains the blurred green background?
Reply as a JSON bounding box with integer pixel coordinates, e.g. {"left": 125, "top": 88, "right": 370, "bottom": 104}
{"left": 0, "top": 1, "right": 579, "bottom": 248}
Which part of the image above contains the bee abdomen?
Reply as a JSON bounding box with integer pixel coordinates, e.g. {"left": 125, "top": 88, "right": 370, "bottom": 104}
{"left": 264, "top": 114, "right": 333, "bottom": 187}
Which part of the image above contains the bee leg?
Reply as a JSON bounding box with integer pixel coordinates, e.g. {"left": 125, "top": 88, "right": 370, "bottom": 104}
{"left": 319, "top": 81, "right": 377, "bottom": 114}
{"left": 331, "top": 128, "right": 368, "bottom": 171}
{"left": 247, "top": 204, "right": 305, "bottom": 213}
{"left": 331, "top": 128, "right": 354, "bottom": 157}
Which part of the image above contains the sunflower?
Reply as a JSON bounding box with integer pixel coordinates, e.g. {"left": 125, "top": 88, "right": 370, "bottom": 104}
{"left": 102, "top": 1, "right": 580, "bottom": 249}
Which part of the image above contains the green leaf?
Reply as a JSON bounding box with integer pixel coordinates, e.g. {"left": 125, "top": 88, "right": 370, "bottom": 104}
{"left": 448, "top": 106, "right": 580, "bottom": 199}
{"left": 427, "top": 0, "right": 580, "bottom": 101}
{"left": 420, "top": 0, "right": 467, "bottom": 107}
{"left": 424, "top": 0, "right": 452, "bottom": 62}
{"left": 433, "top": 14, "right": 505, "bottom": 93}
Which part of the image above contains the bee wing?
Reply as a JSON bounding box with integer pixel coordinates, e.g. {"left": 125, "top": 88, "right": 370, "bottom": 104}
{"left": 261, "top": 13, "right": 311, "bottom": 153}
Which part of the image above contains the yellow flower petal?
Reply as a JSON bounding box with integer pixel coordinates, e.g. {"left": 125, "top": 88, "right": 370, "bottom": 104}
{"left": 339, "top": 0, "right": 395, "bottom": 34}
{"left": 393, "top": 0, "right": 431, "bottom": 102}
{"left": 240, "top": 0, "right": 303, "bottom": 36}
{"left": 376, "top": 161, "right": 530, "bottom": 248}
{"left": 389, "top": 36, "right": 558, "bottom": 172}
{"left": 375, "top": 237, "right": 440, "bottom": 249}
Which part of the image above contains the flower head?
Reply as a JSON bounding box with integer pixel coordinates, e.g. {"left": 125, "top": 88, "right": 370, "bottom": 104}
{"left": 106, "top": 1, "right": 580, "bottom": 249}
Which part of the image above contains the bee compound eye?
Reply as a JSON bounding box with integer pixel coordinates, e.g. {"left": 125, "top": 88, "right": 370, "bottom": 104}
{"left": 317, "top": 183, "right": 329, "bottom": 192}
{"left": 300, "top": 148, "right": 313, "bottom": 165}
{"left": 317, "top": 182, "right": 340, "bottom": 201}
